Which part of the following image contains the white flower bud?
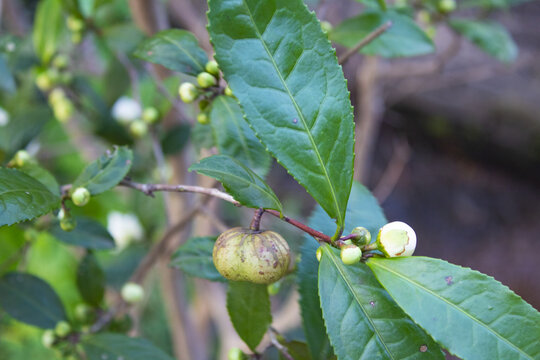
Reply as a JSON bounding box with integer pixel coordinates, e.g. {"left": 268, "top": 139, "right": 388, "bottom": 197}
{"left": 0, "top": 107, "right": 9, "bottom": 127}
{"left": 121, "top": 282, "right": 144, "bottom": 304}
{"left": 107, "top": 211, "right": 143, "bottom": 251}
{"left": 377, "top": 221, "right": 416, "bottom": 257}
{"left": 111, "top": 96, "right": 142, "bottom": 124}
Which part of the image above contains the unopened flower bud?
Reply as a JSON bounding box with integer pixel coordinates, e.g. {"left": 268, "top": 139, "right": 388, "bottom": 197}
{"left": 320, "top": 21, "right": 333, "bottom": 34}
{"left": 350, "top": 226, "right": 371, "bottom": 246}
{"left": 67, "top": 16, "right": 85, "bottom": 32}
{"left": 53, "top": 98, "right": 74, "bottom": 123}
{"left": 121, "top": 282, "right": 144, "bottom": 304}
{"left": 0, "top": 107, "right": 9, "bottom": 127}
{"left": 35, "top": 72, "right": 52, "bottom": 91}
{"left": 197, "top": 112, "right": 209, "bottom": 125}
{"left": 71, "top": 187, "right": 90, "bottom": 207}
{"left": 142, "top": 107, "right": 160, "bottom": 124}
{"left": 129, "top": 120, "right": 148, "bottom": 138}
{"left": 205, "top": 60, "right": 220, "bottom": 76}
{"left": 197, "top": 72, "right": 217, "bottom": 88}
{"left": 178, "top": 82, "right": 198, "bottom": 103}
{"left": 54, "top": 321, "right": 71, "bottom": 337}
{"left": 11, "top": 150, "right": 33, "bottom": 167}
{"left": 377, "top": 221, "right": 416, "bottom": 257}
{"left": 111, "top": 96, "right": 142, "bottom": 124}
{"left": 228, "top": 347, "right": 247, "bottom": 360}
{"left": 340, "top": 244, "right": 362, "bottom": 265}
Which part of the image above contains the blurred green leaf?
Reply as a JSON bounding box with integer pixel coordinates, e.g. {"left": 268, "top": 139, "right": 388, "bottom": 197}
{"left": 72, "top": 147, "right": 132, "bottom": 195}
{"left": 134, "top": 29, "right": 208, "bottom": 76}
{"left": 0, "top": 168, "right": 60, "bottom": 227}
{"left": 368, "top": 257, "right": 540, "bottom": 360}
{"left": 82, "top": 333, "right": 174, "bottom": 360}
{"left": 170, "top": 236, "right": 226, "bottom": 282}
{"left": 16, "top": 162, "right": 60, "bottom": 196}
{"left": 77, "top": 253, "right": 105, "bottom": 306}
{"left": 227, "top": 281, "right": 272, "bottom": 351}
{"left": 0, "top": 272, "right": 67, "bottom": 329}
{"left": 0, "top": 56, "right": 15, "bottom": 93}
{"left": 354, "top": 0, "right": 387, "bottom": 10}
{"left": 78, "top": 0, "right": 95, "bottom": 17}
{"left": 33, "top": 0, "right": 65, "bottom": 63}
{"left": 50, "top": 217, "right": 115, "bottom": 250}
{"left": 450, "top": 19, "right": 518, "bottom": 63}
{"left": 189, "top": 155, "right": 282, "bottom": 212}
{"left": 161, "top": 124, "right": 191, "bottom": 155}
{"left": 330, "top": 11, "right": 435, "bottom": 58}
{"left": 0, "top": 106, "right": 51, "bottom": 157}
{"left": 191, "top": 122, "right": 215, "bottom": 153}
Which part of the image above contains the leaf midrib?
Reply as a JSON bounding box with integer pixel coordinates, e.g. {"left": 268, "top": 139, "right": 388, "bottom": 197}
{"left": 370, "top": 260, "right": 533, "bottom": 359}
{"left": 240, "top": 0, "right": 342, "bottom": 226}
{"left": 161, "top": 33, "right": 205, "bottom": 71}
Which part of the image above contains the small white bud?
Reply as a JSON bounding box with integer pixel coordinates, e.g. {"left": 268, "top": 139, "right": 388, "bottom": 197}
{"left": 377, "top": 221, "right": 416, "bottom": 257}
{"left": 121, "top": 282, "right": 144, "bottom": 304}
{"left": 107, "top": 211, "right": 143, "bottom": 251}
{"left": 0, "top": 107, "right": 9, "bottom": 127}
{"left": 111, "top": 96, "right": 142, "bottom": 124}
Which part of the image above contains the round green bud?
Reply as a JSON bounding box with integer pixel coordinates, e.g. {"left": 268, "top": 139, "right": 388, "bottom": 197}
{"left": 42, "top": 330, "right": 56, "bottom": 348}
{"left": 52, "top": 55, "right": 69, "bottom": 69}
{"left": 121, "top": 282, "right": 144, "bottom": 304}
{"left": 205, "top": 60, "right": 220, "bottom": 76}
{"left": 228, "top": 347, "right": 246, "bottom": 360}
{"left": 224, "top": 86, "right": 233, "bottom": 97}
{"left": 11, "top": 150, "right": 33, "bottom": 167}
{"left": 197, "top": 72, "right": 217, "bottom": 88}
{"left": 36, "top": 72, "right": 53, "bottom": 91}
{"left": 340, "top": 244, "right": 362, "bottom": 265}
{"left": 213, "top": 227, "right": 291, "bottom": 284}
{"left": 54, "top": 98, "right": 74, "bottom": 123}
{"left": 142, "top": 107, "right": 160, "bottom": 124}
{"left": 425, "top": 26, "right": 437, "bottom": 40}
{"left": 267, "top": 280, "right": 281, "bottom": 296}
{"left": 198, "top": 99, "right": 210, "bottom": 112}
{"left": 71, "top": 187, "right": 90, "bottom": 207}
{"left": 197, "top": 112, "right": 209, "bottom": 125}
{"left": 316, "top": 247, "right": 323, "bottom": 262}
{"left": 178, "top": 82, "right": 198, "bottom": 103}
{"left": 129, "top": 120, "right": 148, "bottom": 138}
{"left": 71, "top": 32, "right": 83, "bottom": 44}
{"left": 74, "top": 303, "right": 93, "bottom": 323}
{"left": 350, "top": 226, "right": 371, "bottom": 246}
{"left": 67, "top": 16, "right": 85, "bottom": 32}
{"left": 376, "top": 221, "right": 416, "bottom": 257}
{"left": 320, "top": 20, "right": 333, "bottom": 34}
{"left": 54, "top": 321, "right": 71, "bottom": 337}
{"left": 60, "top": 216, "right": 77, "bottom": 232}
{"left": 49, "top": 88, "right": 67, "bottom": 106}
{"left": 438, "top": 0, "right": 456, "bottom": 13}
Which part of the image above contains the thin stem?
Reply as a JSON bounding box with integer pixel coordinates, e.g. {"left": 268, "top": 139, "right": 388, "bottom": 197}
{"left": 249, "top": 208, "right": 264, "bottom": 231}
{"left": 265, "top": 209, "right": 332, "bottom": 243}
{"left": 269, "top": 328, "right": 294, "bottom": 360}
{"left": 339, "top": 21, "right": 392, "bottom": 66}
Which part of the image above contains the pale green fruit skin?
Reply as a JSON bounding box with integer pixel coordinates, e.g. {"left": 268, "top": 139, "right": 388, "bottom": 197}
{"left": 142, "top": 107, "right": 160, "bottom": 124}
{"left": 36, "top": 72, "right": 53, "bottom": 91}
{"left": 72, "top": 187, "right": 90, "bottom": 207}
{"left": 224, "top": 86, "right": 233, "bottom": 97}
{"left": 55, "top": 321, "right": 71, "bottom": 337}
{"left": 351, "top": 226, "right": 371, "bottom": 246}
{"left": 197, "top": 72, "right": 217, "bottom": 88}
{"left": 197, "top": 112, "right": 209, "bottom": 125}
{"left": 53, "top": 99, "right": 74, "bottom": 123}
{"left": 205, "top": 60, "right": 220, "bottom": 76}
{"left": 213, "top": 227, "right": 290, "bottom": 284}
{"left": 12, "top": 150, "right": 32, "bottom": 167}
{"left": 67, "top": 16, "right": 85, "bottom": 32}
{"left": 121, "top": 282, "right": 144, "bottom": 304}
{"left": 178, "top": 82, "right": 198, "bottom": 103}
{"left": 340, "top": 244, "right": 362, "bottom": 265}
{"left": 42, "top": 330, "right": 56, "bottom": 348}
{"left": 74, "top": 303, "right": 93, "bottom": 323}
{"left": 228, "top": 347, "right": 246, "bottom": 360}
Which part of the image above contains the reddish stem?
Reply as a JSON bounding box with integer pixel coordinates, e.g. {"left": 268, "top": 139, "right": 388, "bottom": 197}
{"left": 250, "top": 208, "right": 264, "bottom": 231}
{"left": 265, "top": 209, "right": 332, "bottom": 243}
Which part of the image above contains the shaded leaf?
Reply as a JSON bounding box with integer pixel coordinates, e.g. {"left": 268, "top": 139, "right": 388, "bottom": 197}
{"left": 16, "top": 162, "right": 60, "bottom": 196}
{"left": 33, "top": 0, "right": 64, "bottom": 63}
{"left": 192, "top": 122, "right": 215, "bottom": 153}
{"left": 354, "top": 0, "right": 387, "bottom": 10}
{"left": 161, "top": 124, "right": 190, "bottom": 155}
{"left": 0, "top": 272, "right": 67, "bottom": 328}
{"left": 82, "top": 333, "right": 174, "bottom": 360}
{"left": 0, "top": 106, "right": 51, "bottom": 156}
{"left": 0, "top": 56, "right": 15, "bottom": 93}
{"left": 170, "top": 236, "right": 226, "bottom": 282}
{"left": 77, "top": 253, "right": 105, "bottom": 306}
{"left": 368, "top": 257, "right": 540, "bottom": 360}
{"left": 50, "top": 217, "right": 115, "bottom": 250}
{"left": 208, "top": 0, "right": 355, "bottom": 233}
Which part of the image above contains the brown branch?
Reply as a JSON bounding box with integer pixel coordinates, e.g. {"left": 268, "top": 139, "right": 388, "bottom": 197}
{"left": 265, "top": 210, "right": 332, "bottom": 243}
{"left": 339, "top": 22, "right": 392, "bottom": 66}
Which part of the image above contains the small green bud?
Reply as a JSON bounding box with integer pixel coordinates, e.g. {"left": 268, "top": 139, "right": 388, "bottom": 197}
{"left": 438, "top": 0, "right": 456, "bottom": 13}
{"left": 74, "top": 303, "right": 93, "bottom": 323}
{"left": 11, "top": 150, "right": 33, "bottom": 167}
{"left": 197, "top": 72, "right": 217, "bottom": 88}
{"left": 142, "top": 107, "right": 160, "bottom": 124}
{"left": 67, "top": 16, "right": 85, "bottom": 32}
{"left": 320, "top": 20, "right": 333, "bottom": 34}
{"left": 178, "top": 82, "right": 198, "bottom": 103}
{"left": 350, "top": 226, "right": 371, "bottom": 246}
{"left": 71, "top": 187, "right": 90, "bottom": 207}
{"left": 36, "top": 72, "right": 53, "bottom": 91}
{"left": 129, "top": 120, "right": 148, "bottom": 138}
{"left": 267, "top": 280, "right": 281, "bottom": 296}
{"left": 205, "top": 60, "right": 220, "bottom": 76}
{"left": 224, "top": 86, "right": 233, "bottom": 97}
{"left": 417, "top": 10, "right": 431, "bottom": 25}
{"left": 42, "top": 330, "right": 56, "bottom": 348}
{"left": 121, "top": 282, "right": 144, "bottom": 304}
{"left": 54, "top": 321, "right": 71, "bottom": 338}
{"left": 197, "top": 112, "right": 209, "bottom": 125}
{"left": 52, "top": 55, "right": 69, "bottom": 69}
{"left": 228, "top": 347, "right": 246, "bottom": 360}
{"left": 53, "top": 98, "right": 74, "bottom": 123}
{"left": 71, "top": 31, "right": 83, "bottom": 44}
{"left": 376, "top": 221, "right": 416, "bottom": 257}
{"left": 340, "top": 244, "right": 362, "bottom": 265}
{"left": 59, "top": 212, "right": 76, "bottom": 232}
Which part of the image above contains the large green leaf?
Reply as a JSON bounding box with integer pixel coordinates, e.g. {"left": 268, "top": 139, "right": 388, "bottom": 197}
{"left": 330, "top": 11, "right": 435, "bottom": 58}
{"left": 298, "top": 181, "right": 387, "bottom": 359}
{"left": 133, "top": 29, "right": 208, "bottom": 76}
{"left": 0, "top": 106, "right": 51, "bottom": 156}
{"left": 189, "top": 155, "right": 282, "bottom": 212}
{"left": 227, "top": 281, "right": 272, "bottom": 351}
{"left": 449, "top": 19, "right": 517, "bottom": 63}
{"left": 0, "top": 272, "right": 67, "bottom": 329}
{"left": 0, "top": 168, "right": 60, "bottom": 227}
{"left": 82, "top": 333, "right": 174, "bottom": 360}
{"left": 77, "top": 253, "right": 105, "bottom": 307}
{"left": 50, "top": 217, "right": 115, "bottom": 250}
{"left": 16, "top": 162, "right": 60, "bottom": 196}
{"left": 72, "top": 147, "right": 133, "bottom": 195}
{"left": 208, "top": 0, "right": 355, "bottom": 234}
{"left": 210, "top": 96, "right": 271, "bottom": 178}
{"left": 319, "top": 245, "right": 444, "bottom": 360}
{"left": 33, "top": 0, "right": 64, "bottom": 63}
{"left": 170, "top": 236, "right": 226, "bottom": 282}
{"left": 368, "top": 257, "right": 540, "bottom": 360}
{"left": 0, "top": 56, "right": 15, "bottom": 93}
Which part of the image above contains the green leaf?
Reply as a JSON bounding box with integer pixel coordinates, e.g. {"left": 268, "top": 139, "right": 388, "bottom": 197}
{"left": 367, "top": 257, "right": 540, "bottom": 360}
{"left": 0, "top": 106, "right": 50, "bottom": 156}
{"left": 82, "top": 333, "right": 174, "bottom": 360}
{"left": 161, "top": 124, "right": 191, "bottom": 155}
{"left": 227, "top": 281, "right": 272, "bottom": 351}
{"left": 191, "top": 122, "right": 215, "bottom": 153}
{"left": 33, "top": 0, "right": 64, "bottom": 63}
{"left": 189, "top": 155, "right": 282, "bottom": 212}
{"left": 16, "top": 162, "right": 60, "bottom": 196}
{"left": 277, "top": 339, "right": 313, "bottom": 360}
{"left": 449, "top": 19, "right": 517, "bottom": 63}
{"left": 50, "top": 217, "right": 115, "bottom": 250}
{"left": 354, "top": 0, "right": 387, "bottom": 10}
{"left": 319, "top": 245, "right": 444, "bottom": 359}
{"left": 77, "top": 253, "right": 105, "bottom": 306}
{"left": 0, "top": 272, "right": 67, "bottom": 329}
{"left": 0, "top": 55, "right": 15, "bottom": 93}
{"left": 72, "top": 147, "right": 133, "bottom": 195}
{"left": 133, "top": 29, "right": 208, "bottom": 76}
{"left": 298, "top": 181, "right": 387, "bottom": 359}
{"left": 210, "top": 96, "right": 271, "bottom": 178}
{"left": 330, "top": 11, "right": 435, "bottom": 58}
{"left": 77, "top": 0, "right": 95, "bottom": 17}
{"left": 0, "top": 168, "right": 60, "bottom": 227}
{"left": 170, "top": 236, "right": 226, "bottom": 282}
{"left": 208, "top": 0, "right": 355, "bottom": 233}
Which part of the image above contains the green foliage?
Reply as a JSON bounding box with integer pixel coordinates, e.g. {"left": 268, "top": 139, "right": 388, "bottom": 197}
{"left": 160, "top": 124, "right": 191, "bottom": 156}
{"left": 190, "top": 155, "right": 282, "bottom": 212}
{"left": 330, "top": 11, "right": 435, "bottom": 58}
{"left": 227, "top": 281, "right": 272, "bottom": 351}
{"left": 208, "top": 0, "right": 355, "bottom": 234}
{"left": 368, "top": 257, "right": 540, "bottom": 360}
{"left": 0, "top": 56, "right": 16, "bottom": 93}
{"left": 0, "top": 273, "right": 67, "bottom": 329}
{"left": 170, "top": 236, "right": 226, "bottom": 282}
{"left": 50, "top": 217, "right": 115, "bottom": 250}
{"left": 82, "top": 333, "right": 175, "bottom": 360}
{"left": 77, "top": 252, "right": 105, "bottom": 307}
{"left": 0, "top": 168, "right": 60, "bottom": 226}
{"left": 449, "top": 19, "right": 518, "bottom": 63}
{"left": 134, "top": 29, "right": 208, "bottom": 76}
{"left": 33, "top": 0, "right": 65, "bottom": 64}
{"left": 16, "top": 162, "right": 60, "bottom": 196}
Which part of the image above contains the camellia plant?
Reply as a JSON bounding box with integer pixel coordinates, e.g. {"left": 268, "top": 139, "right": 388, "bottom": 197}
{"left": 0, "top": 0, "right": 538, "bottom": 360}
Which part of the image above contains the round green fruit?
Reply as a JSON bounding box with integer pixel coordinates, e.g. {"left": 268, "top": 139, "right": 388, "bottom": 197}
{"left": 71, "top": 187, "right": 90, "bottom": 207}
{"left": 197, "top": 112, "right": 209, "bottom": 125}
{"left": 205, "top": 60, "right": 220, "bottom": 76}
{"left": 121, "top": 282, "right": 144, "bottom": 304}
{"left": 129, "top": 120, "right": 148, "bottom": 138}
{"left": 224, "top": 86, "right": 233, "bottom": 97}
{"left": 52, "top": 55, "right": 69, "bottom": 70}
{"left": 340, "top": 244, "right": 362, "bottom": 265}
{"left": 42, "top": 330, "right": 56, "bottom": 348}
{"left": 213, "top": 227, "right": 290, "bottom": 284}
{"left": 67, "top": 16, "right": 85, "bottom": 32}
{"left": 36, "top": 72, "right": 53, "bottom": 91}
{"left": 53, "top": 98, "right": 74, "bottom": 123}
{"left": 142, "top": 107, "right": 160, "bottom": 124}
{"left": 74, "top": 303, "right": 93, "bottom": 323}
{"left": 178, "top": 82, "right": 198, "bottom": 103}
{"left": 55, "top": 321, "right": 71, "bottom": 337}
{"left": 438, "top": 0, "right": 456, "bottom": 12}
{"left": 197, "top": 72, "right": 217, "bottom": 88}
